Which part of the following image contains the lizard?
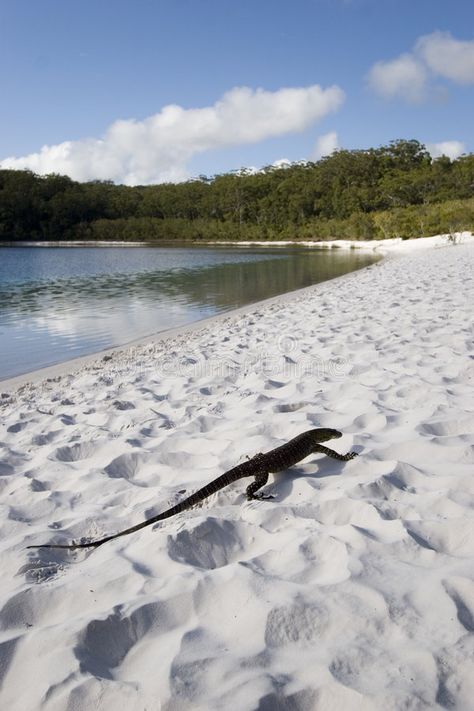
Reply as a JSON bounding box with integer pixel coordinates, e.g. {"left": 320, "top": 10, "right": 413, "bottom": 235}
{"left": 28, "top": 427, "right": 357, "bottom": 551}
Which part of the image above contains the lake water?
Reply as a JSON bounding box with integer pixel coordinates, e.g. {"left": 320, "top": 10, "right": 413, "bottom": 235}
{"left": 0, "top": 245, "right": 379, "bottom": 380}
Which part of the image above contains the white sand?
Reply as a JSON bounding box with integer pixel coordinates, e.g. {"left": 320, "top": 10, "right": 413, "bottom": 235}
{"left": 1, "top": 235, "right": 474, "bottom": 710}
{"left": 204, "top": 231, "right": 474, "bottom": 253}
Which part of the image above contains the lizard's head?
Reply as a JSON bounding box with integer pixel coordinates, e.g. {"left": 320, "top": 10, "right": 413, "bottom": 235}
{"left": 311, "top": 428, "right": 342, "bottom": 441}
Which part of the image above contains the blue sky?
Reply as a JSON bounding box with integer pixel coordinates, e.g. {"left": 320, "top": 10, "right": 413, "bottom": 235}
{"left": 0, "top": 0, "right": 473, "bottom": 184}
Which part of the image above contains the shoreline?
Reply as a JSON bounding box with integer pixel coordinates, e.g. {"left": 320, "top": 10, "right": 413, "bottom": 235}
{"left": 1, "top": 231, "right": 472, "bottom": 392}
{"left": 0, "top": 254, "right": 383, "bottom": 392}
{"left": 2, "top": 231, "right": 473, "bottom": 392}
{"left": 1, "top": 230, "right": 473, "bottom": 251}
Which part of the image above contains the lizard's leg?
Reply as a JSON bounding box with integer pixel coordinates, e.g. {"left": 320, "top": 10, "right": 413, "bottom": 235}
{"left": 312, "top": 444, "right": 358, "bottom": 461}
{"left": 246, "top": 452, "right": 264, "bottom": 461}
{"left": 246, "top": 471, "right": 273, "bottom": 500}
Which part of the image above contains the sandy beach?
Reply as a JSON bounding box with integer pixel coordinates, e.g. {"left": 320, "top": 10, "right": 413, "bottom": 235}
{"left": 1, "top": 234, "right": 474, "bottom": 710}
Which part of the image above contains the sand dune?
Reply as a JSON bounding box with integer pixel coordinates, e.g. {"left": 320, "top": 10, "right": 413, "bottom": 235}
{"left": 1, "top": 237, "right": 474, "bottom": 710}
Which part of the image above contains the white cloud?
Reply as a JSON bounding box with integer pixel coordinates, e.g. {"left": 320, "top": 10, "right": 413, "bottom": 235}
{"left": 416, "top": 32, "right": 474, "bottom": 85}
{"left": 367, "top": 54, "right": 428, "bottom": 103}
{"left": 312, "top": 131, "right": 339, "bottom": 160}
{"left": 427, "top": 140, "right": 466, "bottom": 160}
{"left": 368, "top": 31, "right": 474, "bottom": 102}
{"left": 0, "top": 84, "right": 345, "bottom": 185}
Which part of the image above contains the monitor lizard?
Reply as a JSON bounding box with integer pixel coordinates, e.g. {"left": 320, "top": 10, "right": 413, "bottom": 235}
{"left": 28, "top": 427, "right": 357, "bottom": 551}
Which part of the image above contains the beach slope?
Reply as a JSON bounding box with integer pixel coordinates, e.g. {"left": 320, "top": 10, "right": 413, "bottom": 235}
{"left": 1, "top": 241, "right": 473, "bottom": 710}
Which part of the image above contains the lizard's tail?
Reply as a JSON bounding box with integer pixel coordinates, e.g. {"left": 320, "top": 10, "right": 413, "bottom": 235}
{"left": 26, "top": 466, "right": 246, "bottom": 551}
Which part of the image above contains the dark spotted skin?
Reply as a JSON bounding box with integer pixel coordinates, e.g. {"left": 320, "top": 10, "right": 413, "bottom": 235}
{"left": 28, "top": 428, "right": 357, "bottom": 551}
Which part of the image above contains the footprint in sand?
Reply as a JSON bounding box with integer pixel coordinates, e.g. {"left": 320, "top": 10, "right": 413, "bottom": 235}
{"left": 113, "top": 400, "right": 136, "bottom": 411}
{"left": 274, "top": 401, "right": 310, "bottom": 413}
{"left": 53, "top": 441, "right": 99, "bottom": 462}
{"left": 140, "top": 416, "right": 174, "bottom": 436}
{"left": 167, "top": 519, "right": 251, "bottom": 570}
{"left": 29, "top": 478, "right": 49, "bottom": 492}
{"left": 247, "top": 534, "right": 350, "bottom": 586}
{"left": 0, "top": 460, "right": 14, "bottom": 476}
{"left": 60, "top": 414, "right": 76, "bottom": 426}
{"left": 6, "top": 420, "right": 30, "bottom": 433}
{"left": 420, "top": 415, "right": 474, "bottom": 437}
{"left": 443, "top": 577, "right": 474, "bottom": 632}
{"left": 104, "top": 452, "right": 142, "bottom": 481}
{"left": 352, "top": 412, "right": 387, "bottom": 432}
{"left": 31, "top": 430, "right": 60, "bottom": 446}
{"left": 75, "top": 597, "right": 192, "bottom": 678}
{"left": 404, "top": 520, "right": 474, "bottom": 557}
{"left": 264, "top": 596, "right": 330, "bottom": 647}
{"left": 17, "top": 557, "right": 65, "bottom": 584}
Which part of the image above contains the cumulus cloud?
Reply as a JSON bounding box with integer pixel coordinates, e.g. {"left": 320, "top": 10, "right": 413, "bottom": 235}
{"left": 416, "top": 32, "right": 474, "bottom": 84}
{"left": 0, "top": 84, "right": 345, "bottom": 185}
{"left": 367, "top": 54, "right": 428, "bottom": 103}
{"left": 312, "top": 131, "right": 339, "bottom": 160}
{"left": 427, "top": 140, "right": 466, "bottom": 160}
{"left": 368, "top": 31, "right": 474, "bottom": 102}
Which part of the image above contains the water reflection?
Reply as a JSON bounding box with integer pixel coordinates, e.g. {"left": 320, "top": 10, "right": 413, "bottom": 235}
{"left": 0, "top": 246, "right": 379, "bottom": 379}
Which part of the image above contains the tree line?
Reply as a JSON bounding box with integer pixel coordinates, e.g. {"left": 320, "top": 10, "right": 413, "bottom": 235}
{"left": 0, "top": 139, "right": 473, "bottom": 242}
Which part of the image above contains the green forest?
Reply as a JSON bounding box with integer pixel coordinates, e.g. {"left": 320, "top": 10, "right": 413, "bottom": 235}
{"left": 1, "top": 139, "right": 473, "bottom": 243}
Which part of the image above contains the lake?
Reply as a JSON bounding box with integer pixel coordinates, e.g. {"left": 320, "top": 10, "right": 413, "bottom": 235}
{"left": 0, "top": 244, "right": 379, "bottom": 380}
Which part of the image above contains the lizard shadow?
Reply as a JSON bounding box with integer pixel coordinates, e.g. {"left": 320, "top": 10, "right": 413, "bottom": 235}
{"left": 256, "top": 455, "right": 354, "bottom": 503}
